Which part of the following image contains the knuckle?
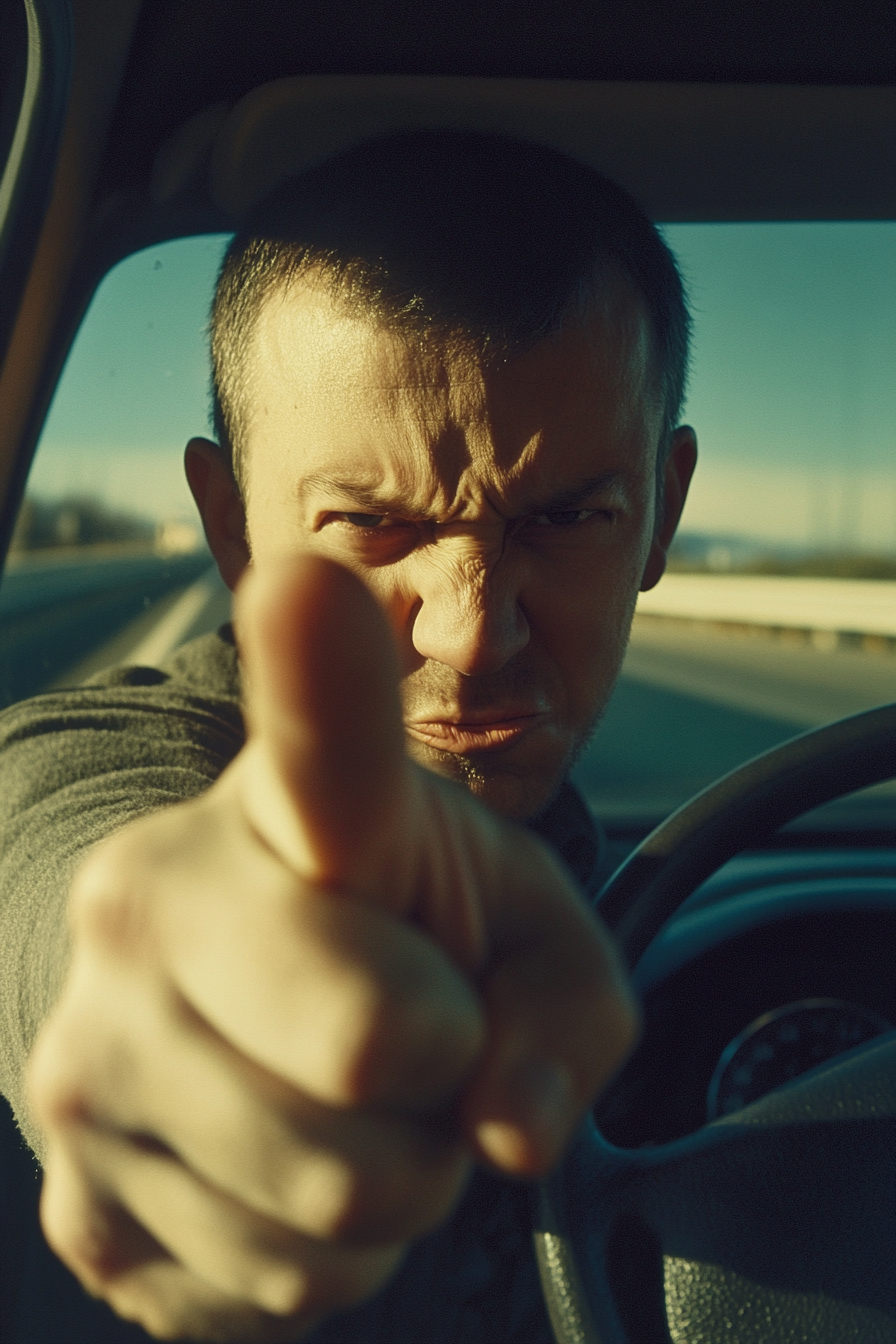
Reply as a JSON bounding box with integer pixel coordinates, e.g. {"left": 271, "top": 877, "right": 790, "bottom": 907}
{"left": 328, "top": 985, "right": 401, "bottom": 1106}
{"left": 70, "top": 840, "right": 152, "bottom": 959}
{"left": 291, "top": 1153, "right": 369, "bottom": 1241}
{"left": 102, "top": 1288, "right": 221, "bottom": 1343}
{"left": 301, "top": 899, "right": 482, "bottom": 1110}
{"left": 249, "top": 1264, "right": 313, "bottom": 1317}
{"left": 221, "top": 1234, "right": 402, "bottom": 1324}
{"left": 26, "top": 1029, "right": 87, "bottom": 1131}
{"left": 40, "top": 1186, "right": 123, "bottom": 1298}
{"left": 299, "top": 973, "right": 407, "bottom": 1107}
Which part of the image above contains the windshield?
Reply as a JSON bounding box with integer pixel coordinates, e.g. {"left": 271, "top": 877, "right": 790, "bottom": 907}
{"left": 2, "top": 222, "right": 894, "bottom": 831}
{"left": 574, "top": 222, "right": 896, "bottom": 832}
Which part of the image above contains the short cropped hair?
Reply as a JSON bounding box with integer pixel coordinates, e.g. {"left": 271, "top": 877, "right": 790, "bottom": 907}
{"left": 210, "top": 129, "right": 690, "bottom": 494}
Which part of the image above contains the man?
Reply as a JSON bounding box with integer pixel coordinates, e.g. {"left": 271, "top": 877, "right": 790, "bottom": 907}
{"left": 0, "top": 130, "right": 696, "bottom": 1341}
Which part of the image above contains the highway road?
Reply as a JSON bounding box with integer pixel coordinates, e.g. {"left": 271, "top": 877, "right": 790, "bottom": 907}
{"left": 572, "top": 616, "right": 895, "bottom": 824}
{"left": 0, "top": 550, "right": 219, "bottom": 708}
{"left": 2, "top": 554, "right": 893, "bottom": 827}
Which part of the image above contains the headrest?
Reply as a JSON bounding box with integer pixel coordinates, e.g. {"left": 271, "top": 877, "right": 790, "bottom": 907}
{"left": 150, "top": 76, "right": 896, "bottom": 224}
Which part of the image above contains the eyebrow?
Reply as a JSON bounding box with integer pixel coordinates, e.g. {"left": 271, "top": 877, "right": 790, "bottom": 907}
{"left": 533, "top": 472, "right": 628, "bottom": 511}
{"left": 297, "top": 470, "right": 628, "bottom": 516}
{"left": 296, "top": 474, "right": 409, "bottom": 513}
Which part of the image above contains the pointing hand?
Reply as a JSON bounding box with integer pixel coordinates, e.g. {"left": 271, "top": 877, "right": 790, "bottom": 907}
{"left": 28, "top": 555, "right": 637, "bottom": 1341}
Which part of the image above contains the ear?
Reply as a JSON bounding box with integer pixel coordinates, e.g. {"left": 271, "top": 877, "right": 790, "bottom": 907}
{"left": 184, "top": 438, "right": 250, "bottom": 591}
{"left": 640, "top": 426, "right": 697, "bottom": 593}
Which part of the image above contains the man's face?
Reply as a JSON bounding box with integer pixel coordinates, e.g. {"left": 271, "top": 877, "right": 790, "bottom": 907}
{"left": 234, "top": 276, "right": 689, "bottom": 820}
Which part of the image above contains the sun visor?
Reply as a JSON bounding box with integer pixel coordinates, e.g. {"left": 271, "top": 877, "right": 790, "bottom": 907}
{"left": 152, "top": 77, "right": 895, "bottom": 225}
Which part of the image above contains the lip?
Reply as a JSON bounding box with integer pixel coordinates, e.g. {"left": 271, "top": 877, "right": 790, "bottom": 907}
{"left": 405, "top": 711, "right": 548, "bottom": 754}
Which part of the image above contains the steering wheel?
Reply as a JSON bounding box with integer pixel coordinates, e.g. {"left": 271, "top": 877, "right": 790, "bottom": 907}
{"left": 533, "top": 702, "right": 896, "bottom": 1344}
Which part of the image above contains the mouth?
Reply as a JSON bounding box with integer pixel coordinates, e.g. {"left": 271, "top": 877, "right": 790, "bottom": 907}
{"left": 405, "top": 710, "right": 549, "bottom": 754}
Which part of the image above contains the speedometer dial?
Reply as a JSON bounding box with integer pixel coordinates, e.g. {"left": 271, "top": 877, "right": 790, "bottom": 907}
{"left": 706, "top": 997, "right": 892, "bottom": 1121}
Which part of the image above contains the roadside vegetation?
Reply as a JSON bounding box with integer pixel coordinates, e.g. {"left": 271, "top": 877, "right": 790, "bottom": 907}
{"left": 9, "top": 494, "right": 155, "bottom": 555}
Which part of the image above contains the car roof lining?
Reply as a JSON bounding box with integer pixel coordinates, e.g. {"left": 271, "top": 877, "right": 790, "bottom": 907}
{"left": 154, "top": 77, "right": 896, "bottom": 225}
{"left": 99, "top": 0, "right": 896, "bottom": 198}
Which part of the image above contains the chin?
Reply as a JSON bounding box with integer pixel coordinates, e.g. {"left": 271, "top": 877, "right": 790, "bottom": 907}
{"left": 466, "top": 771, "right": 561, "bottom": 821}
{"left": 406, "top": 736, "right": 571, "bottom": 821}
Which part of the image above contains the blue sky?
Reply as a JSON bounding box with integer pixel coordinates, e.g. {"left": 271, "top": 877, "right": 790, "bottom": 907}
{"left": 665, "top": 223, "right": 896, "bottom": 550}
{"left": 30, "top": 222, "right": 896, "bottom": 549}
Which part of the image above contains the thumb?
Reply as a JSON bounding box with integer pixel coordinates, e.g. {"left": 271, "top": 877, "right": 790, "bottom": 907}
{"left": 233, "top": 554, "right": 415, "bottom": 907}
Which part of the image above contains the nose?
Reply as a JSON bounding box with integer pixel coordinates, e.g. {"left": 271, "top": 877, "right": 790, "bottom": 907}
{"left": 410, "top": 545, "right": 530, "bottom": 675}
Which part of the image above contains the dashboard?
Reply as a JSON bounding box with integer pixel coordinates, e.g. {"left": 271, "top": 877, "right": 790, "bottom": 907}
{"left": 593, "top": 845, "right": 896, "bottom": 1147}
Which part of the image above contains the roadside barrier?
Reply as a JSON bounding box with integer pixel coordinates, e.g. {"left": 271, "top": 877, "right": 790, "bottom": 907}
{"left": 636, "top": 574, "right": 896, "bottom": 652}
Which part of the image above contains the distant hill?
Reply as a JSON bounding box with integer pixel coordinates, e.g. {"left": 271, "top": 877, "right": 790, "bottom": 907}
{"left": 668, "top": 532, "right": 896, "bottom": 580}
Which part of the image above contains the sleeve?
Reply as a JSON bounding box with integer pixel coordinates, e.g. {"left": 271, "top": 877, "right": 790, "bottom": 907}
{"left": 0, "top": 676, "right": 244, "bottom": 1156}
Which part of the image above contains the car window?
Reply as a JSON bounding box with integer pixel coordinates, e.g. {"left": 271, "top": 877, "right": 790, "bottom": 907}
{"left": 0, "top": 234, "right": 231, "bottom": 707}
{"left": 2, "top": 222, "right": 894, "bottom": 828}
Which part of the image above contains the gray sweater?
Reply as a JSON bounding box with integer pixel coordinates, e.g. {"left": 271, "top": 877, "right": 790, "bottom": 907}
{"left": 0, "top": 628, "right": 244, "bottom": 1156}
{"left": 0, "top": 626, "right": 602, "bottom": 1341}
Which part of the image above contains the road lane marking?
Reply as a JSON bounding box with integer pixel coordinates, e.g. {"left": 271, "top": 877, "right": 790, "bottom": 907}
{"left": 127, "top": 570, "right": 218, "bottom": 666}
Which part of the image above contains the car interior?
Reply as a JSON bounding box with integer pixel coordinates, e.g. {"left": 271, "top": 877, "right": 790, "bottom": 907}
{"left": 0, "top": 2, "right": 894, "bottom": 1341}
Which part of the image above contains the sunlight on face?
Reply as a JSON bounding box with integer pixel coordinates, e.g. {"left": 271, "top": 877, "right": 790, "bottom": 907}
{"left": 242, "top": 276, "right": 666, "bottom": 819}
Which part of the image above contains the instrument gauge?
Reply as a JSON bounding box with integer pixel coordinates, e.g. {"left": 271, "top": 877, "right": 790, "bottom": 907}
{"left": 707, "top": 997, "right": 892, "bottom": 1122}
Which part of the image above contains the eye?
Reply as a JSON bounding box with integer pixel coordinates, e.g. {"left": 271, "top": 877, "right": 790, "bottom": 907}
{"left": 321, "top": 510, "right": 418, "bottom": 564}
{"left": 530, "top": 509, "right": 598, "bottom": 527}
{"left": 340, "top": 512, "right": 387, "bottom": 528}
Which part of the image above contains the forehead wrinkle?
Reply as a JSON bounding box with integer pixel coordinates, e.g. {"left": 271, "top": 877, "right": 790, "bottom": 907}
{"left": 294, "top": 436, "right": 468, "bottom": 520}
{"left": 255, "top": 287, "right": 478, "bottom": 516}
{"left": 251, "top": 274, "right": 658, "bottom": 528}
{"left": 254, "top": 276, "right": 453, "bottom": 404}
{"left": 342, "top": 327, "right": 484, "bottom": 509}
{"left": 353, "top": 362, "right": 486, "bottom": 519}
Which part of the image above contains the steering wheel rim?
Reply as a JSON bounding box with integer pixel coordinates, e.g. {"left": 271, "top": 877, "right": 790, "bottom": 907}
{"left": 598, "top": 700, "right": 896, "bottom": 970}
{"left": 535, "top": 702, "right": 896, "bottom": 1344}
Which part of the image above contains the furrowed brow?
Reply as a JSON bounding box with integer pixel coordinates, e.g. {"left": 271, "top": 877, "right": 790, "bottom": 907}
{"left": 297, "top": 470, "right": 628, "bottom": 517}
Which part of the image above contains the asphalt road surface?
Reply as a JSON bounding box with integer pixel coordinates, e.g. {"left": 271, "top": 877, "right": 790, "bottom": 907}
{"left": 0, "top": 550, "right": 221, "bottom": 708}
{"left": 2, "top": 556, "right": 893, "bottom": 825}
{"left": 572, "top": 615, "right": 896, "bottom": 823}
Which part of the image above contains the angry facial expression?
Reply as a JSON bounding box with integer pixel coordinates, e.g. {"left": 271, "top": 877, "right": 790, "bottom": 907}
{"left": 224, "top": 275, "right": 693, "bottom": 820}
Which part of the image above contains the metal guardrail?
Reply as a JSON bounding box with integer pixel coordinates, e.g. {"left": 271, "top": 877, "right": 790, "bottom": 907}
{"left": 637, "top": 574, "right": 896, "bottom": 645}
